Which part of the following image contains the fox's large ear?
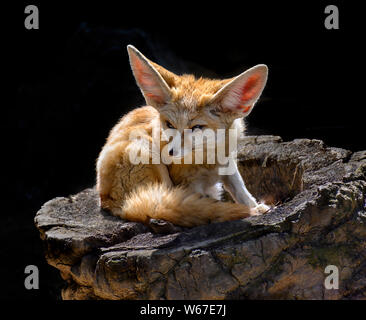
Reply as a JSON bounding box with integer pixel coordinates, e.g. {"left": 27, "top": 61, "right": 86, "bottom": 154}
{"left": 127, "top": 45, "right": 173, "bottom": 107}
{"left": 210, "top": 64, "right": 268, "bottom": 118}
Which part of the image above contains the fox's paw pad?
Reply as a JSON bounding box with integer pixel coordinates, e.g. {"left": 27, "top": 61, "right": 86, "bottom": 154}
{"left": 250, "top": 203, "right": 272, "bottom": 216}
{"left": 148, "top": 219, "right": 184, "bottom": 234}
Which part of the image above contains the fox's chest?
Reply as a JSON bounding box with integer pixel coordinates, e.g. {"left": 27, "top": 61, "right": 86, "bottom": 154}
{"left": 167, "top": 164, "right": 223, "bottom": 200}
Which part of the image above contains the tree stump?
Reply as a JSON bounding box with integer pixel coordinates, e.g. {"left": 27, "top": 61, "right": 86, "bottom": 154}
{"left": 34, "top": 136, "right": 366, "bottom": 299}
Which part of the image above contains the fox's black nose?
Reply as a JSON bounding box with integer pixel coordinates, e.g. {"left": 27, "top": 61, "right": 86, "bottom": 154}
{"left": 169, "top": 149, "right": 174, "bottom": 156}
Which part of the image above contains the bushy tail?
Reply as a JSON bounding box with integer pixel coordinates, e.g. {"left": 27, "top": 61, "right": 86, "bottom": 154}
{"left": 117, "top": 183, "right": 255, "bottom": 227}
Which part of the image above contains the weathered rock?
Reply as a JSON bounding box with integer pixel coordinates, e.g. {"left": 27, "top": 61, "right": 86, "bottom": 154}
{"left": 35, "top": 136, "right": 366, "bottom": 300}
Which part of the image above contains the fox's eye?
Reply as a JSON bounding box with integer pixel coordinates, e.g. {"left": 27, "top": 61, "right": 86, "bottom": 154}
{"left": 191, "top": 125, "right": 205, "bottom": 131}
{"left": 166, "top": 121, "right": 175, "bottom": 129}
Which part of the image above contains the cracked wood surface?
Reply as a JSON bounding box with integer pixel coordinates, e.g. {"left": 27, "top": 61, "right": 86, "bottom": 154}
{"left": 35, "top": 136, "right": 366, "bottom": 299}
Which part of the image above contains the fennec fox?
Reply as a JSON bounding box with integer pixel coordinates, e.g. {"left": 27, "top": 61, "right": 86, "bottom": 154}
{"left": 96, "top": 45, "right": 270, "bottom": 227}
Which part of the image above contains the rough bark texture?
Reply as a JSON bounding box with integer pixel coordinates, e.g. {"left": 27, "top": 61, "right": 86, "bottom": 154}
{"left": 34, "top": 136, "right": 366, "bottom": 300}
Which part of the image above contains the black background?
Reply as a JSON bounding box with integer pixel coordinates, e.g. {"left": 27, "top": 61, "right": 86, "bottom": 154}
{"left": 4, "top": 0, "right": 365, "bottom": 301}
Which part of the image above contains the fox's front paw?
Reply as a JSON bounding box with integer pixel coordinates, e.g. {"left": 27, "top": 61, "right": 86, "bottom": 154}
{"left": 250, "top": 203, "right": 272, "bottom": 216}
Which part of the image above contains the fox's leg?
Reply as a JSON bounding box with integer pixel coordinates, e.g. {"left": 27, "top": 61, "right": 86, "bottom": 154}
{"left": 222, "top": 162, "right": 270, "bottom": 214}
{"left": 99, "top": 162, "right": 173, "bottom": 218}
{"left": 222, "top": 163, "right": 257, "bottom": 207}
{"left": 96, "top": 141, "right": 173, "bottom": 217}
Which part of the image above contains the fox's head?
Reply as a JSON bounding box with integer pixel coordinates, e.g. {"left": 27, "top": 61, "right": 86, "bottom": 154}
{"left": 127, "top": 45, "right": 268, "bottom": 161}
